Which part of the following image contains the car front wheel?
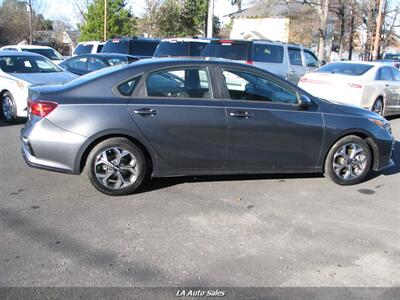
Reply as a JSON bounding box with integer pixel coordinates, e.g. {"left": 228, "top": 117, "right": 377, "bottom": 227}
{"left": 324, "top": 135, "right": 372, "bottom": 185}
{"left": 1, "top": 91, "right": 18, "bottom": 123}
{"left": 86, "top": 137, "right": 147, "bottom": 196}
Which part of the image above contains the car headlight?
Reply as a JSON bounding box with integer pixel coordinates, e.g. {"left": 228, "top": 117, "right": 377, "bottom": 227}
{"left": 368, "top": 118, "right": 392, "bottom": 134}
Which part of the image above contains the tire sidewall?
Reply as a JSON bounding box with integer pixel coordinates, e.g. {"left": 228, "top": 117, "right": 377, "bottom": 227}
{"left": 325, "top": 136, "right": 372, "bottom": 185}
{"left": 1, "top": 92, "right": 17, "bottom": 123}
{"left": 87, "top": 138, "right": 147, "bottom": 196}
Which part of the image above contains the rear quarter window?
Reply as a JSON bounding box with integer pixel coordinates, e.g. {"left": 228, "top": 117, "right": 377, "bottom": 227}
{"left": 117, "top": 76, "right": 141, "bottom": 96}
{"left": 253, "top": 44, "right": 284, "bottom": 63}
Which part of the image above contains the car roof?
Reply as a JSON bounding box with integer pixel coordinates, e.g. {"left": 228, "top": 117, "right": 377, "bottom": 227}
{"left": 1, "top": 45, "right": 53, "bottom": 49}
{"left": 0, "top": 50, "right": 43, "bottom": 57}
{"left": 106, "top": 37, "right": 160, "bottom": 42}
{"left": 161, "top": 38, "right": 211, "bottom": 43}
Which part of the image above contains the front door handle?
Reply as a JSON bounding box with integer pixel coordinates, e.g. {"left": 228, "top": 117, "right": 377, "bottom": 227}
{"left": 229, "top": 111, "right": 253, "bottom": 119}
{"left": 133, "top": 108, "right": 158, "bottom": 116}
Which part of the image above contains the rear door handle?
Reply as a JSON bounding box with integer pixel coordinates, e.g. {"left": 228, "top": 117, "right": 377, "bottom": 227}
{"left": 229, "top": 111, "right": 253, "bottom": 119}
{"left": 133, "top": 108, "right": 158, "bottom": 116}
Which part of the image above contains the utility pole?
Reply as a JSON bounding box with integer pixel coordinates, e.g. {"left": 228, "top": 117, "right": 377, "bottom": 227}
{"left": 27, "top": 0, "right": 33, "bottom": 44}
{"left": 372, "top": 0, "right": 384, "bottom": 60}
{"left": 207, "top": 0, "right": 214, "bottom": 38}
{"left": 348, "top": 6, "right": 355, "bottom": 61}
{"left": 104, "top": 0, "right": 107, "bottom": 41}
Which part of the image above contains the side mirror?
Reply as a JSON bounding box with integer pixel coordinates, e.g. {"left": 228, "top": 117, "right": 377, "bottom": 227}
{"left": 320, "top": 60, "right": 326, "bottom": 66}
{"left": 299, "top": 94, "right": 312, "bottom": 109}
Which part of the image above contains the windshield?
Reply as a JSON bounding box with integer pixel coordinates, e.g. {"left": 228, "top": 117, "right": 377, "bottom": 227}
{"left": 22, "top": 48, "right": 64, "bottom": 61}
{"left": 74, "top": 44, "right": 93, "bottom": 55}
{"left": 316, "top": 63, "right": 373, "bottom": 76}
{"left": 0, "top": 55, "right": 62, "bottom": 73}
{"left": 384, "top": 53, "right": 400, "bottom": 60}
{"left": 200, "top": 42, "right": 249, "bottom": 61}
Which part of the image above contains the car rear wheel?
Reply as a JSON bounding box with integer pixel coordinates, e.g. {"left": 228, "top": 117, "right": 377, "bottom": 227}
{"left": 1, "top": 91, "right": 18, "bottom": 123}
{"left": 324, "top": 135, "right": 371, "bottom": 185}
{"left": 86, "top": 137, "right": 147, "bottom": 196}
{"left": 372, "top": 98, "right": 384, "bottom": 116}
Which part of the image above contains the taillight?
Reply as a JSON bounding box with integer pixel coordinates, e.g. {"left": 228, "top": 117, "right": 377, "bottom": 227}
{"left": 347, "top": 83, "right": 362, "bottom": 88}
{"left": 28, "top": 100, "right": 58, "bottom": 118}
{"left": 246, "top": 60, "right": 253, "bottom": 65}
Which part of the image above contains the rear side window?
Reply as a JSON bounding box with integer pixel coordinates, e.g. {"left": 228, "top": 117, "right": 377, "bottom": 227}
{"left": 201, "top": 42, "right": 249, "bottom": 61}
{"left": 74, "top": 44, "right": 93, "bottom": 55}
{"left": 146, "top": 68, "right": 210, "bottom": 98}
{"left": 317, "top": 63, "right": 374, "bottom": 76}
{"left": 391, "top": 68, "right": 400, "bottom": 81}
{"left": 377, "top": 67, "right": 394, "bottom": 81}
{"left": 253, "top": 44, "right": 284, "bottom": 63}
{"left": 117, "top": 76, "right": 141, "bottom": 96}
{"left": 288, "top": 48, "right": 303, "bottom": 66}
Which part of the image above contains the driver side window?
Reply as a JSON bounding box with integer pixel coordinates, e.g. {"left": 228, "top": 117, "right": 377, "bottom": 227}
{"left": 222, "top": 69, "right": 298, "bottom": 104}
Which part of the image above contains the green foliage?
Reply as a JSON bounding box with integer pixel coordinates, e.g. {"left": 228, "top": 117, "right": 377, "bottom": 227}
{"left": 79, "top": 0, "right": 137, "bottom": 42}
{"left": 141, "top": 0, "right": 207, "bottom": 38}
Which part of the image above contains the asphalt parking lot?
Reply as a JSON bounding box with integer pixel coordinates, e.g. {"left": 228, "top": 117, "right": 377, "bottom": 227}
{"left": 0, "top": 117, "right": 399, "bottom": 287}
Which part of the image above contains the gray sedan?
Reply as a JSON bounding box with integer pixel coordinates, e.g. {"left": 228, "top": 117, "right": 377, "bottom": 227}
{"left": 21, "top": 58, "right": 395, "bottom": 196}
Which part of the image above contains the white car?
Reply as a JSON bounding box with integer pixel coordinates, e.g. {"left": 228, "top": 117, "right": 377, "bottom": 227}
{"left": 73, "top": 41, "right": 105, "bottom": 56}
{"left": 0, "top": 45, "right": 65, "bottom": 65}
{"left": 0, "top": 51, "right": 78, "bottom": 123}
{"left": 298, "top": 61, "right": 400, "bottom": 116}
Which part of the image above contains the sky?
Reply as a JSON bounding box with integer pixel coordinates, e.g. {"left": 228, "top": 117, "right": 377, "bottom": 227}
{"left": 35, "top": 0, "right": 254, "bottom": 29}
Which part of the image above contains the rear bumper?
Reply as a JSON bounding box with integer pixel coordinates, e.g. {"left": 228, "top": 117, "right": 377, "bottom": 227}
{"left": 20, "top": 118, "right": 86, "bottom": 174}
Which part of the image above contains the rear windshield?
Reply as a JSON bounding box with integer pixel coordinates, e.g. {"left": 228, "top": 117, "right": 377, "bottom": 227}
{"left": 102, "top": 40, "right": 129, "bottom": 54}
{"left": 102, "top": 39, "right": 159, "bottom": 56}
{"left": 384, "top": 53, "right": 400, "bottom": 60}
{"left": 201, "top": 42, "right": 249, "bottom": 61}
{"left": 154, "top": 42, "right": 189, "bottom": 57}
{"left": 22, "top": 48, "right": 64, "bottom": 61}
{"left": 316, "top": 63, "right": 374, "bottom": 76}
{"left": 105, "top": 56, "right": 129, "bottom": 66}
{"left": 74, "top": 44, "right": 93, "bottom": 55}
{"left": 253, "top": 44, "right": 284, "bottom": 63}
{"left": 0, "top": 55, "right": 62, "bottom": 73}
{"left": 130, "top": 40, "right": 160, "bottom": 56}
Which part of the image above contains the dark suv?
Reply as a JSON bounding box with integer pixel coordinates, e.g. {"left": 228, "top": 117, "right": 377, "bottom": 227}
{"left": 101, "top": 37, "right": 160, "bottom": 57}
{"left": 201, "top": 39, "right": 320, "bottom": 84}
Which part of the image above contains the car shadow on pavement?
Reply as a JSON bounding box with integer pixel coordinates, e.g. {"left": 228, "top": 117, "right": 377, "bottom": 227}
{"left": 0, "top": 118, "right": 25, "bottom": 127}
{"left": 0, "top": 207, "right": 165, "bottom": 283}
{"left": 136, "top": 173, "right": 323, "bottom": 194}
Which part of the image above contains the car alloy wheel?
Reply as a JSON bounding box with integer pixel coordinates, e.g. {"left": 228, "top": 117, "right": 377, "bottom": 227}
{"left": 332, "top": 143, "right": 367, "bottom": 181}
{"left": 1, "top": 93, "right": 16, "bottom": 122}
{"left": 325, "top": 135, "right": 371, "bottom": 185}
{"left": 87, "top": 137, "right": 147, "bottom": 196}
{"left": 372, "top": 98, "right": 384, "bottom": 116}
{"left": 94, "top": 147, "right": 139, "bottom": 190}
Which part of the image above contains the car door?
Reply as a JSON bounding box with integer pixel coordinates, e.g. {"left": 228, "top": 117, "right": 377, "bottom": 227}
{"left": 219, "top": 67, "right": 324, "bottom": 171}
{"left": 389, "top": 67, "right": 400, "bottom": 108}
{"left": 376, "top": 66, "right": 397, "bottom": 109}
{"left": 127, "top": 66, "right": 227, "bottom": 170}
{"left": 287, "top": 47, "right": 307, "bottom": 84}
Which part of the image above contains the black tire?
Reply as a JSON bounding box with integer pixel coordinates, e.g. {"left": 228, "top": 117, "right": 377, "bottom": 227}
{"left": 372, "top": 97, "right": 384, "bottom": 116}
{"left": 86, "top": 137, "right": 147, "bottom": 196}
{"left": 1, "top": 91, "right": 18, "bottom": 123}
{"left": 324, "top": 135, "right": 372, "bottom": 185}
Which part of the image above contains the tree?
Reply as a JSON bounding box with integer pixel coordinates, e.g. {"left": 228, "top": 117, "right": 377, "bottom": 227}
{"left": 231, "top": 0, "right": 242, "bottom": 11}
{"left": 79, "top": 0, "right": 136, "bottom": 42}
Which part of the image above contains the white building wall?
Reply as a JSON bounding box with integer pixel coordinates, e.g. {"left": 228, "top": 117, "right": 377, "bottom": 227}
{"left": 230, "top": 18, "right": 290, "bottom": 42}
